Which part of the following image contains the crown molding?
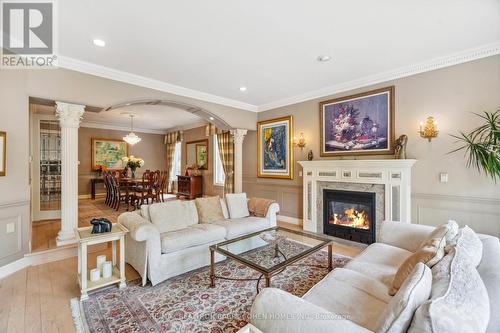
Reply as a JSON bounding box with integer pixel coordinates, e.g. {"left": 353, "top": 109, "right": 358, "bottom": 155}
{"left": 80, "top": 121, "right": 168, "bottom": 134}
{"left": 257, "top": 42, "right": 500, "bottom": 111}
{"left": 57, "top": 56, "right": 259, "bottom": 112}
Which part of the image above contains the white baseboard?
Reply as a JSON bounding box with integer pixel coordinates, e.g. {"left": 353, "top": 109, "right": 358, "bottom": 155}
{"left": 0, "top": 245, "right": 78, "bottom": 280}
{"left": 277, "top": 214, "right": 303, "bottom": 226}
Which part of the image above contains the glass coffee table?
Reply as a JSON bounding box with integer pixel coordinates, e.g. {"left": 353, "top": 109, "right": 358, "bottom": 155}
{"left": 209, "top": 227, "right": 333, "bottom": 291}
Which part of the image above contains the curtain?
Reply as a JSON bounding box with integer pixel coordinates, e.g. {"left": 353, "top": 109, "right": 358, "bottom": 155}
{"left": 165, "top": 131, "right": 183, "bottom": 192}
{"left": 217, "top": 131, "right": 234, "bottom": 194}
{"left": 205, "top": 123, "right": 224, "bottom": 137}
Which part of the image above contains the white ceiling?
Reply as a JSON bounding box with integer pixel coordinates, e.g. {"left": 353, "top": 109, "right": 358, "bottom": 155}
{"left": 33, "top": 104, "right": 205, "bottom": 133}
{"left": 58, "top": 0, "right": 500, "bottom": 111}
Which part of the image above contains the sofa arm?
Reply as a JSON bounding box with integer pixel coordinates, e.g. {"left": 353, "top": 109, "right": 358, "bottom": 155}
{"left": 250, "top": 288, "right": 372, "bottom": 333}
{"left": 117, "top": 211, "right": 160, "bottom": 242}
{"left": 265, "top": 202, "right": 280, "bottom": 228}
{"left": 378, "top": 221, "right": 435, "bottom": 252}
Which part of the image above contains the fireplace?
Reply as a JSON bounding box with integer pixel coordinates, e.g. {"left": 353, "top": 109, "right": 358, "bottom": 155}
{"left": 323, "top": 189, "right": 376, "bottom": 244}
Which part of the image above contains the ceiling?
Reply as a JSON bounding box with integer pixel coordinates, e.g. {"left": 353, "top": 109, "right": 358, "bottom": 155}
{"left": 33, "top": 104, "right": 205, "bottom": 133}
{"left": 58, "top": 0, "right": 500, "bottom": 111}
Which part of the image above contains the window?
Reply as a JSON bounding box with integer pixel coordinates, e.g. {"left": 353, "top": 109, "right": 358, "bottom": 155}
{"left": 170, "top": 141, "right": 182, "bottom": 182}
{"left": 213, "top": 135, "right": 225, "bottom": 186}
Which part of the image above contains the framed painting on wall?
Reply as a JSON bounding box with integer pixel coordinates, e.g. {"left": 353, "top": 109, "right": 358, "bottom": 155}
{"left": 0, "top": 131, "right": 6, "bottom": 176}
{"left": 196, "top": 144, "right": 208, "bottom": 169}
{"left": 320, "top": 86, "right": 395, "bottom": 156}
{"left": 91, "top": 138, "right": 128, "bottom": 171}
{"left": 257, "top": 116, "right": 293, "bottom": 179}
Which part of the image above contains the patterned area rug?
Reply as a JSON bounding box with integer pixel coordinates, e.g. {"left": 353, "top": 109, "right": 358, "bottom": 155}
{"left": 71, "top": 244, "right": 349, "bottom": 333}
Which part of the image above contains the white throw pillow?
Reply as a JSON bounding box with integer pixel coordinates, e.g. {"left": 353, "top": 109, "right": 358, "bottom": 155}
{"left": 376, "top": 263, "right": 432, "bottom": 333}
{"left": 449, "top": 225, "right": 483, "bottom": 267}
{"left": 220, "top": 198, "right": 229, "bottom": 219}
{"left": 408, "top": 245, "right": 490, "bottom": 333}
{"left": 225, "top": 193, "right": 250, "bottom": 219}
{"left": 148, "top": 200, "right": 198, "bottom": 233}
{"left": 140, "top": 204, "right": 151, "bottom": 221}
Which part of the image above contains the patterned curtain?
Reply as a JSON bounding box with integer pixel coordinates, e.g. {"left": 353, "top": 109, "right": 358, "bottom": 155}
{"left": 205, "top": 123, "right": 224, "bottom": 137}
{"left": 165, "top": 131, "right": 183, "bottom": 192}
{"left": 217, "top": 131, "right": 234, "bottom": 194}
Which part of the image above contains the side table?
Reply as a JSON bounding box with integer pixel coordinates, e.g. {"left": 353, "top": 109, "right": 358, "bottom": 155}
{"left": 75, "top": 223, "right": 129, "bottom": 300}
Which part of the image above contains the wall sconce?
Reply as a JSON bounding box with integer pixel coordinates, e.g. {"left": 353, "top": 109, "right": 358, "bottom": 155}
{"left": 293, "top": 132, "right": 307, "bottom": 150}
{"left": 419, "top": 116, "right": 439, "bottom": 142}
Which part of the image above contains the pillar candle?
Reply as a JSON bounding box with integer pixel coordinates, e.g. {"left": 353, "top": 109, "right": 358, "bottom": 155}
{"left": 90, "top": 268, "right": 100, "bottom": 282}
{"left": 102, "top": 261, "right": 112, "bottom": 279}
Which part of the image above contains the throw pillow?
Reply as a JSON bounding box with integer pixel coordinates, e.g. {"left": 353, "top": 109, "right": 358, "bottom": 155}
{"left": 195, "top": 196, "right": 225, "bottom": 224}
{"left": 140, "top": 204, "right": 151, "bottom": 221}
{"left": 376, "top": 263, "right": 432, "bottom": 333}
{"left": 225, "top": 193, "right": 250, "bottom": 219}
{"left": 448, "top": 225, "right": 483, "bottom": 267}
{"left": 220, "top": 197, "right": 229, "bottom": 219}
{"left": 419, "top": 220, "right": 458, "bottom": 249}
{"left": 408, "top": 247, "right": 490, "bottom": 333}
{"left": 389, "top": 237, "right": 445, "bottom": 295}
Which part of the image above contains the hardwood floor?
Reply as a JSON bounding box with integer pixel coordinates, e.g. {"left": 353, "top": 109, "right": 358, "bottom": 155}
{"left": 32, "top": 198, "right": 126, "bottom": 252}
{"left": 1, "top": 199, "right": 362, "bottom": 333}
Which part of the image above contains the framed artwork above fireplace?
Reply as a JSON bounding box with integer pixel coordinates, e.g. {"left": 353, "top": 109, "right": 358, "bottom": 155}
{"left": 320, "top": 86, "right": 395, "bottom": 156}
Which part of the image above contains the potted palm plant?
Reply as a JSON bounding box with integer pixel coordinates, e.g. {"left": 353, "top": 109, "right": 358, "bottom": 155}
{"left": 450, "top": 109, "right": 499, "bottom": 181}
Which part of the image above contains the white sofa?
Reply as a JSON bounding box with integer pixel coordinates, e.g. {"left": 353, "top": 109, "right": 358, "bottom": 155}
{"left": 117, "top": 197, "right": 280, "bottom": 286}
{"left": 250, "top": 221, "right": 500, "bottom": 333}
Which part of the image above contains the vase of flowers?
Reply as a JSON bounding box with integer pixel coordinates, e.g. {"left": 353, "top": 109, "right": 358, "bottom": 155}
{"left": 93, "top": 164, "right": 107, "bottom": 177}
{"left": 121, "top": 156, "right": 145, "bottom": 178}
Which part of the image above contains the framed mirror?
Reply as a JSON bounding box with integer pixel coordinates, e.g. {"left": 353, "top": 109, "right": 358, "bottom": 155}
{"left": 186, "top": 139, "right": 209, "bottom": 170}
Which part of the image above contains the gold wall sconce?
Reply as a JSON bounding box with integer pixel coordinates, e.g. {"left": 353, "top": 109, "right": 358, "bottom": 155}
{"left": 419, "top": 116, "right": 439, "bottom": 142}
{"left": 294, "top": 132, "right": 307, "bottom": 150}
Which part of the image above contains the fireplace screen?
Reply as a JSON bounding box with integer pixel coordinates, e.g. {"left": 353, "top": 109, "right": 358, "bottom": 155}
{"left": 323, "top": 189, "right": 376, "bottom": 244}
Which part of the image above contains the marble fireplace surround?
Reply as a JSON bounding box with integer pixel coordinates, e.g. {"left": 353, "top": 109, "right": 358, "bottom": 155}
{"left": 316, "top": 182, "right": 384, "bottom": 235}
{"left": 298, "top": 159, "right": 417, "bottom": 239}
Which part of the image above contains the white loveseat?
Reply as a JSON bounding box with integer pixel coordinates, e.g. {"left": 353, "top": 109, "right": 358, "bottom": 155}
{"left": 250, "top": 221, "right": 500, "bottom": 333}
{"left": 117, "top": 197, "right": 280, "bottom": 286}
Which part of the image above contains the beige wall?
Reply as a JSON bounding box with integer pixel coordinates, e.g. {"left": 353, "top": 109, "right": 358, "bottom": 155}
{"left": 242, "top": 55, "right": 500, "bottom": 236}
{"left": 78, "top": 127, "right": 167, "bottom": 196}
{"left": 0, "top": 67, "right": 256, "bottom": 267}
{"left": 181, "top": 126, "right": 224, "bottom": 197}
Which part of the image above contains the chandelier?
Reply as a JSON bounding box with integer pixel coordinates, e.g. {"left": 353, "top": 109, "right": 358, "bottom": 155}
{"left": 123, "top": 114, "right": 142, "bottom": 145}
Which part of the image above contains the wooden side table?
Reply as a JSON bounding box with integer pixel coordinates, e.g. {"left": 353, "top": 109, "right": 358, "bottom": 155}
{"left": 75, "top": 223, "right": 129, "bottom": 300}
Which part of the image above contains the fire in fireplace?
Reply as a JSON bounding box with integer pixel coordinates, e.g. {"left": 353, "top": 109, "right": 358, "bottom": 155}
{"left": 323, "top": 189, "right": 376, "bottom": 244}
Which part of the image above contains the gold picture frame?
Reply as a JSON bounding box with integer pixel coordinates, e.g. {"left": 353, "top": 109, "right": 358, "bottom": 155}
{"left": 0, "top": 131, "right": 6, "bottom": 176}
{"left": 91, "top": 138, "right": 128, "bottom": 171}
{"left": 186, "top": 139, "right": 209, "bottom": 170}
{"left": 257, "top": 116, "right": 294, "bottom": 179}
{"left": 320, "top": 86, "right": 395, "bottom": 156}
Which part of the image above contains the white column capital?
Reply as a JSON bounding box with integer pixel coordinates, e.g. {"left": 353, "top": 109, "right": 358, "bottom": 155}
{"left": 55, "top": 102, "right": 85, "bottom": 128}
{"left": 230, "top": 129, "right": 247, "bottom": 145}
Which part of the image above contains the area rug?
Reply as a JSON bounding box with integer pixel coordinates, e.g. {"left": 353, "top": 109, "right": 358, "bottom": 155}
{"left": 71, "top": 246, "right": 350, "bottom": 333}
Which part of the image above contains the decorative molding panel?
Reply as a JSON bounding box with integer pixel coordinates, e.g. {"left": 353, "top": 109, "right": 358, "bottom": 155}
{"left": 0, "top": 200, "right": 30, "bottom": 267}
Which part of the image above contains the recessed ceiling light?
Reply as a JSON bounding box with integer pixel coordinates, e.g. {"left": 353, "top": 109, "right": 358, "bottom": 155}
{"left": 239, "top": 86, "right": 247, "bottom": 92}
{"left": 92, "top": 39, "right": 106, "bottom": 47}
{"left": 317, "top": 55, "right": 332, "bottom": 62}
{"left": 209, "top": 116, "right": 214, "bottom": 121}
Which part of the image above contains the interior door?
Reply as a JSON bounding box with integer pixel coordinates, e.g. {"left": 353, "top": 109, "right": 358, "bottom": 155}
{"left": 32, "top": 114, "right": 61, "bottom": 221}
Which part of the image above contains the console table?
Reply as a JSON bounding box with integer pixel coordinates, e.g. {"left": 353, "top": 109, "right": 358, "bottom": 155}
{"left": 176, "top": 175, "right": 203, "bottom": 200}
{"left": 90, "top": 178, "right": 104, "bottom": 200}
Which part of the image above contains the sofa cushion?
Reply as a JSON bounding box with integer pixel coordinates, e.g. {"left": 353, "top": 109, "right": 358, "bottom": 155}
{"left": 160, "top": 224, "right": 226, "bottom": 254}
{"left": 149, "top": 200, "right": 198, "bottom": 233}
{"left": 210, "top": 217, "right": 269, "bottom": 239}
{"left": 344, "top": 243, "right": 412, "bottom": 286}
{"left": 420, "top": 220, "right": 459, "bottom": 248}
{"left": 408, "top": 246, "right": 490, "bottom": 333}
{"left": 225, "top": 193, "right": 250, "bottom": 219}
{"left": 195, "top": 196, "right": 225, "bottom": 223}
{"left": 477, "top": 235, "right": 500, "bottom": 333}
{"left": 376, "top": 263, "right": 432, "bottom": 333}
{"left": 389, "top": 237, "right": 445, "bottom": 295}
{"left": 303, "top": 268, "right": 388, "bottom": 332}
{"left": 140, "top": 204, "right": 151, "bottom": 221}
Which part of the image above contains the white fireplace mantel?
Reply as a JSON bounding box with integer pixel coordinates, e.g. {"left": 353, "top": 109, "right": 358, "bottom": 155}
{"left": 298, "top": 159, "right": 417, "bottom": 233}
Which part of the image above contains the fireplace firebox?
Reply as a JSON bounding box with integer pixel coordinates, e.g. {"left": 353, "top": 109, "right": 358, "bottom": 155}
{"left": 323, "top": 189, "right": 376, "bottom": 244}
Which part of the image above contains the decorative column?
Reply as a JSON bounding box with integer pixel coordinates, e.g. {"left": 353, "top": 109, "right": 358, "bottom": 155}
{"left": 56, "top": 102, "right": 85, "bottom": 246}
{"left": 231, "top": 129, "right": 247, "bottom": 194}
